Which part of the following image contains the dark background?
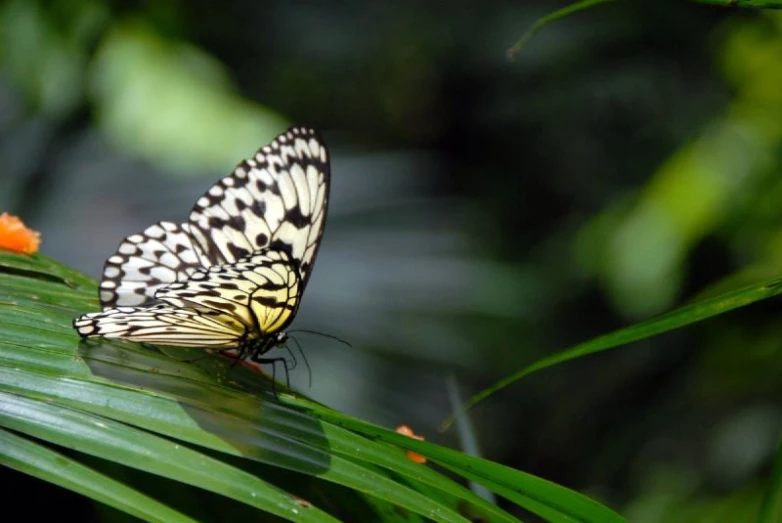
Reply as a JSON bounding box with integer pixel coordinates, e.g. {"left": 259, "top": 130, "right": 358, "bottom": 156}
{"left": 2, "top": 1, "right": 781, "bottom": 520}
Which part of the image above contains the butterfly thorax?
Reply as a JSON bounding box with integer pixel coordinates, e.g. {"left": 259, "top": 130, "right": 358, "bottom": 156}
{"left": 240, "top": 331, "right": 289, "bottom": 362}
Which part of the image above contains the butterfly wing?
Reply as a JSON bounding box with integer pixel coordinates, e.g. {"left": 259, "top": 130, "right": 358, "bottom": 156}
{"left": 73, "top": 304, "right": 245, "bottom": 348}
{"left": 155, "top": 251, "right": 301, "bottom": 336}
{"left": 187, "top": 126, "right": 330, "bottom": 291}
{"left": 99, "top": 221, "right": 205, "bottom": 309}
{"left": 77, "top": 127, "right": 328, "bottom": 352}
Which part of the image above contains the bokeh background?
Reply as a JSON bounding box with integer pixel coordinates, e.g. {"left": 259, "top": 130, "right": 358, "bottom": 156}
{"left": 2, "top": 1, "right": 781, "bottom": 520}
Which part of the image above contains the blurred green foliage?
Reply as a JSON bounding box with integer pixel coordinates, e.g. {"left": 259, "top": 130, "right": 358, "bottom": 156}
{"left": 580, "top": 11, "right": 782, "bottom": 317}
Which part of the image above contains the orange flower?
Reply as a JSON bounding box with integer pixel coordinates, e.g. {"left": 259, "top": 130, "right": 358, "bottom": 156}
{"left": 0, "top": 213, "right": 41, "bottom": 254}
{"left": 395, "top": 424, "right": 427, "bottom": 464}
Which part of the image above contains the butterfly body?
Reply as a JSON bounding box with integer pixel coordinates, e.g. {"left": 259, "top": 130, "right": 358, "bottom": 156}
{"left": 74, "top": 127, "right": 329, "bottom": 364}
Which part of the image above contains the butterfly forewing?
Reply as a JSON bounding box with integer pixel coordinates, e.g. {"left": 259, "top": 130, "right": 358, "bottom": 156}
{"left": 187, "top": 127, "right": 329, "bottom": 290}
{"left": 100, "top": 221, "right": 204, "bottom": 309}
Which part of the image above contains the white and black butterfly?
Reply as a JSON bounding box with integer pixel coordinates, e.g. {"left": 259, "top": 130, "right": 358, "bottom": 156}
{"left": 73, "top": 126, "right": 330, "bottom": 367}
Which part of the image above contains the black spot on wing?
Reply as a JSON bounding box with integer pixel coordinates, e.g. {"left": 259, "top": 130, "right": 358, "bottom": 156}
{"left": 229, "top": 214, "right": 246, "bottom": 233}
{"left": 255, "top": 233, "right": 268, "bottom": 246}
{"left": 227, "top": 243, "right": 250, "bottom": 260}
{"left": 234, "top": 198, "right": 249, "bottom": 212}
{"left": 252, "top": 200, "right": 267, "bottom": 221}
{"left": 255, "top": 179, "right": 280, "bottom": 196}
{"left": 202, "top": 300, "right": 237, "bottom": 311}
{"left": 254, "top": 297, "right": 296, "bottom": 312}
{"left": 268, "top": 240, "right": 293, "bottom": 260}
{"left": 257, "top": 281, "right": 287, "bottom": 290}
{"left": 284, "top": 206, "right": 309, "bottom": 228}
{"left": 255, "top": 297, "right": 282, "bottom": 307}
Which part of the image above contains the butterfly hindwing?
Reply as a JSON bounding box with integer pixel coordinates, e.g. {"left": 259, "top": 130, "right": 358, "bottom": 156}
{"left": 100, "top": 221, "right": 204, "bottom": 309}
{"left": 187, "top": 127, "right": 329, "bottom": 290}
{"left": 155, "top": 251, "right": 301, "bottom": 334}
{"left": 73, "top": 305, "right": 246, "bottom": 348}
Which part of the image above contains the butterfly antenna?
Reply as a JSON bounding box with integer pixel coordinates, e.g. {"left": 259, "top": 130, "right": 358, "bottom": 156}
{"left": 288, "top": 334, "right": 312, "bottom": 388}
{"left": 288, "top": 329, "right": 352, "bottom": 348}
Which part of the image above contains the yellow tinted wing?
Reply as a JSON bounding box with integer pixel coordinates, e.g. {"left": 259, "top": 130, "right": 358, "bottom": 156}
{"left": 155, "top": 250, "right": 301, "bottom": 336}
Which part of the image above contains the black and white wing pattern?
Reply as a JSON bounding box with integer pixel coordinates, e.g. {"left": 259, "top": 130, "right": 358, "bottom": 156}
{"left": 155, "top": 251, "right": 301, "bottom": 335}
{"left": 74, "top": 305, "right": 246, "bottom": 348}
{"left": 187, "top": 126, "right": 329, "bottom": 290}
{"left": 97, "top": 127, "right": 329, "bottom": 308}
{"left": 74, "top": 126, "right": 330, "bottom": 359}
{"left": 99, "top": 221, "right": 204, "bottom": 309}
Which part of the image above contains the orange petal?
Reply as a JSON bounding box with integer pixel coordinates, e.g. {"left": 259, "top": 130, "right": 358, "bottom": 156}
{"left": 395, "top": 424, "right": 427, "bottom": 464}
{"left": 396, "top": 424, "right": 415, "bottom": 437}
{"left": 405, "top": 450, "right": 427, "bottom": 464}
{"left": 0, "top": 212, "right": 41, "bottom": 255}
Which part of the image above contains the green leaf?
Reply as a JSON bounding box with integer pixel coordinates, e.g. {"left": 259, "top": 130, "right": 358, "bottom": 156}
{"left": 1, "top": 392, "right": 342, "bottom": 522}
{"left": 295, "top": 401, "right": 626, "bottom": 523}
{"left": 0, "top": 251, "right": 537, "bottom": 522}
{"left": 1, "top": 428, "right": 196, "bottom": 523}
{"left": 507, "top": 0, "right": 782, "bottom": 59}
{"left": 445, "top": 276, "right": 782, "bottom": 428}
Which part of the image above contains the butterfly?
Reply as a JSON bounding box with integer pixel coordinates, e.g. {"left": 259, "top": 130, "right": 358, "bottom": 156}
{"left": 73, "top": 126, "right": 330, "bottom": 369}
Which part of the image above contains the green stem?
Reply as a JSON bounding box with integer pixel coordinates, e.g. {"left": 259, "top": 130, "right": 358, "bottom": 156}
{"left": 507, "top": 0, "right": 618, "bottom": 59}
{"left": 507, "top": 0, "right": 782, "bottom": 59}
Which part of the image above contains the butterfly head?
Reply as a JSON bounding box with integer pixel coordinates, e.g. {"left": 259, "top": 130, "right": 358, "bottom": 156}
{"left": 274, "top": 331, "right": 289, "bottom": 346}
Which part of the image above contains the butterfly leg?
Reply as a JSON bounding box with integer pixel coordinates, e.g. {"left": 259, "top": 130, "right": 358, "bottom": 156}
{"left": 283, "top": 344, "right": 298, "bottom": 371}
{"left": 252, "top": 356, "right": 292, "bottom": 392}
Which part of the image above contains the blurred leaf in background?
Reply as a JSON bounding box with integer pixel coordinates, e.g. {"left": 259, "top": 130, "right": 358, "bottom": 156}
{"left": 91, "top": 21, "right": 288, "bottom": 174}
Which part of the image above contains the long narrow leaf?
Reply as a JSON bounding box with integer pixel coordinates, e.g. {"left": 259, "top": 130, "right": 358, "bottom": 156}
{"left": 0, "top": 392, "right": 339, "bottom": 522}
{"left": 0, "top": 428, "right": 196, "bottom": 523}
{"left": 1, "top": 252, "right": 512, "bottom": 522}
{"left": 0, "top": 365, "right": 480, "bottom": 523}
{"left": 445, "top": 276, "right": 782, "bottom": 428}
{"left": 297, "top": 403, "right": 627, "bottom": 523}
